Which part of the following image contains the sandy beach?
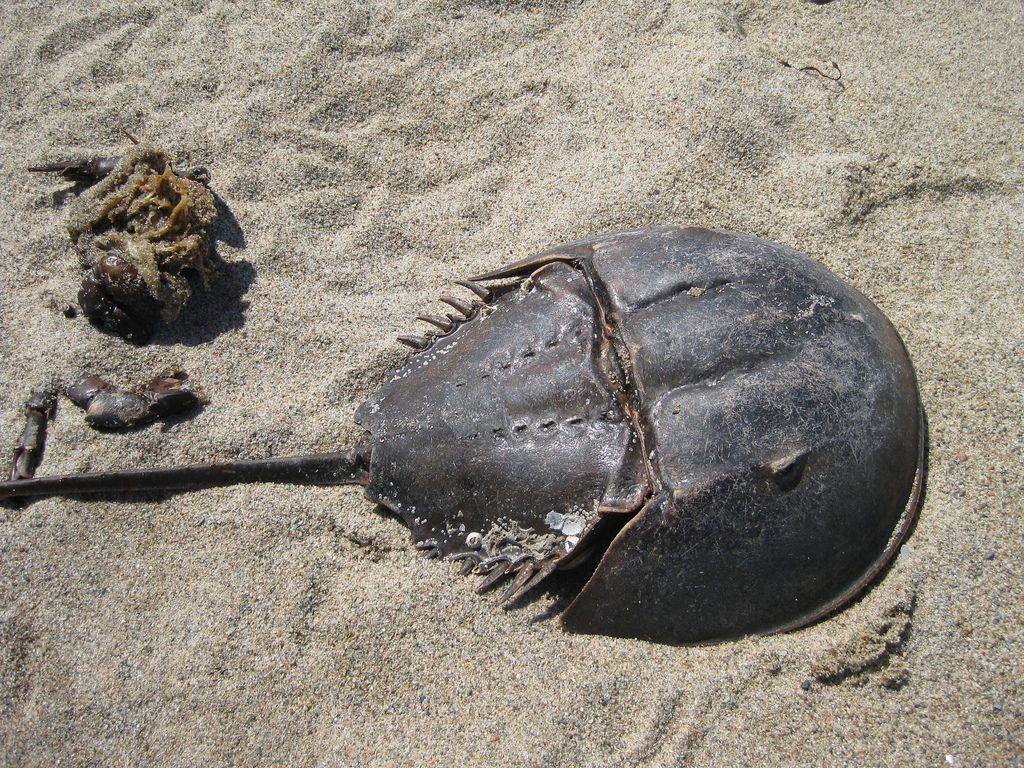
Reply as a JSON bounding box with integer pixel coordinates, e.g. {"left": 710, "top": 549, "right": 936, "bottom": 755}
{"left": 0, "top": 1, "right": 1021, "bottom": 765}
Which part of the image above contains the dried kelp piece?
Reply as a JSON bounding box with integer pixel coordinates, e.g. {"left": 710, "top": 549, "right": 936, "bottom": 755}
{"left": 65, "top": 143, "right": 218, "bottom": 343}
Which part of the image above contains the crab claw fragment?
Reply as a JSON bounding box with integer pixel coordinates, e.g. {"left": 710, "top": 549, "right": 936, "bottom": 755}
{"left": 7, "top": 391, "right": 58, "bottom": 482}
{"left": 65, "top": 371, "right": 199, "bottom": 430}
{"left": 28, "top": 156, "right": 121, "bottom": 186}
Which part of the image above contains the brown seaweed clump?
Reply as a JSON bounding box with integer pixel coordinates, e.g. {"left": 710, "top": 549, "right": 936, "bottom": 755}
{"left": 65, "top": 143, "right": 218, "bottom": 343}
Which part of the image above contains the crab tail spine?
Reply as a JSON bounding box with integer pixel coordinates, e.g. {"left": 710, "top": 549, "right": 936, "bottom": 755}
{"left": 0, "top": 451, "right": 369, "bottom": 500}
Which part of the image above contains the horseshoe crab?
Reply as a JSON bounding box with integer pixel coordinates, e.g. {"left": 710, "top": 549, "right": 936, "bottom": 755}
{"left": 0, "top": 226, "right": 924, "bottom": 644}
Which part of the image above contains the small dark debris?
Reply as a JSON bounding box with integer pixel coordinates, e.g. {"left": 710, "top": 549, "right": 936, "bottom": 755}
{"left": 778, "top": 58, "right": 845, "bottom": 92}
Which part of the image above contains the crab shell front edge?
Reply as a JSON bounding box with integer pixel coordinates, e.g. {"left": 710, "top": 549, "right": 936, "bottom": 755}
{"left": 354, "top": 226, "right": 924, "bottom": 644}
